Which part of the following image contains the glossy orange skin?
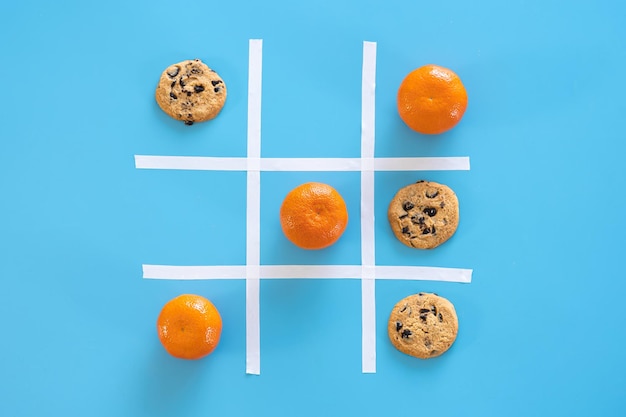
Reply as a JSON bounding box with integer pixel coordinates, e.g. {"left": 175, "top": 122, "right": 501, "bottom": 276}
{"left": 156, "top": 294, "right": 222, "bottom": 360}
{"left": 279, "top": 182, "right": 349, "bottom": 250}
{"left": 397, "top": 64, "right": 468, "bottom": 135}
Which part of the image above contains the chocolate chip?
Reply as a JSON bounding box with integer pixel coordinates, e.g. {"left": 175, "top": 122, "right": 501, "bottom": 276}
{"left": 170, "top": 81, "right": 176, "bottom": 88}
{"left": 423, "top": 207, "right": 437, "bottom": 217}
{"left": 431, "top": 305, "right": 437, "bottom": 315}
{"left": 186, "top": 92, "right": 192, "bottom": 97}
{"left": 401, "top": 226, "right": 410, "bottom": 235}
{"left": 411, "top": 216, "right": 425, "bottom": 225}
{"left": 211, "top": 80, "right": 223, "bottom": 86}
{"left": 422, "top": 227, "right": 431, "bottom": 234}
{"left": 396, "top": 321, "right": 403, "bottom": 331}
{"left": 416, "top": 180, "right": 425, "bottom": 183}
{"left": 418, "top": 292, "right": 424, "bottom": 296}
{"left": 431, "top": 226, "right": 436, "bottom": 234}
{"left": 179, "top": 78, "right": 186, "bottom": 87}
{"left": 438, "top": 313, "right": 443, "bottom": 322}
{"left": 430, "top": 350, "right": 438, "bottom": 356}
{"left": 400, "top": 305, "right": 407, "bottom": 313}
{"left": 187, "top": 113, "right": 193, "bottom": 118}
{"left": 440, "top": 202, "right": 445, "bottom": 208}
{"left": 419, "top": 309, "right": 431, "bottom": 314}
{"left": 399, "top": 214, "right": 408, "bottom": 219}
{"left": 402, "top": 201, "right": 414, "bottom": 211}
{"left": 419, "top": 313, "right": 428, "bottom": 322}
{"left": 424, "top": 339, "right": 432, "bottom": 348}
{"left": 169, "top": 92, "right": 177, "bottom": 100}
{"left": 214, "top": 87, "right": 221, "bottom": 93}
{"left": 401, "top": 329, "right": 412, "bottom": 338}
{"left": 194, "top": 85, "right": 205, "bottom": 93}
{"left": 425, "top": 190, "right": 439, "bottom": 198}
{"left": 184, "top": 120, "right": 194, "bottom": 126}
{"left": 190, "top": 67, "right": 201, "bottom": 74}
{"left": 167, "top": 66, "right": 180, "bottom": 78}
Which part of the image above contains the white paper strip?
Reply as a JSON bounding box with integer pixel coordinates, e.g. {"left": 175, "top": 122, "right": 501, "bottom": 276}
{"left": 375, "top": 265, "right": 473, "bottom": 283}
{"left": 361, "top": 278, "right": 376, "bottom": 372}
{"left": 246, "top": 39, "right": 263, "bottom": 376}
{"left": 261, "top": 158, "right": 362, "bottom": 171}
{"left": 134, "top": 155, "right": 248, "bottom": 171}
{"left": 134, "top": 155, "right": 470, "bottom": 172}
{"left": 246, "top": 273, "right": 260, "bottom": 374}
{"left": 260, "top": 265, "right": 361, "bottom": 279}
{"left": 375, "top": 157, "right": 470, "bottom": 171}
{"left": 361, "top": 41, "right": 377, "bottom": 374}
{"left": 142, "top": 265, "right": 246, "bottom": 279}
{"left": 142, "top": 264, "right": 472, "bottom": 283}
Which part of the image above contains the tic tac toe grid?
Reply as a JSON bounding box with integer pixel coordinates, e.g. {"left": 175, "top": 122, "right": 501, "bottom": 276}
{"left": 135, "top": 40, "right": 473, "bottom": 375}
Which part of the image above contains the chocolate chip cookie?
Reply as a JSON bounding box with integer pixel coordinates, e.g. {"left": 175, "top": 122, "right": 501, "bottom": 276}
{"left": 387, "top": 180, "right": 459, "bottom": 249}
{"left": 388, "top": 293, "right": 458, "bottom": 359}
{"left": 155, "top": 59, "right": 227, "bottom": 125}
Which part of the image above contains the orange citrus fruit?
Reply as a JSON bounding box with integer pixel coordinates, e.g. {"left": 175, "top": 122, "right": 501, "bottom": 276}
{"left": 156, "top": 294, "right": 222, "bottom": 360}
{"left": 397, "top": 64, "right": 468, "bottom": 135}
{"left": 280, "top": 182, "right": 348, "bottom": 250}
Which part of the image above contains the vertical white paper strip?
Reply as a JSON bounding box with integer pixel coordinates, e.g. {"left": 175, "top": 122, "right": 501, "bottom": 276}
{"left": 361, "top": 41, "right": 377, "bottom": 374}
{"left": 246, "top": 39, "right": 263, "bottom": 375}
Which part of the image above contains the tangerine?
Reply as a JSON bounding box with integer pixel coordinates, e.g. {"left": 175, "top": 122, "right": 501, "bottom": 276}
{"left": 156, "top": 294, "right": 222, "bottom": 360}
{"left": 280, "top": 182, "right": 348, "bottom": 250}
{"left": 397, "top": 64, "right": 468, "bottom": 135}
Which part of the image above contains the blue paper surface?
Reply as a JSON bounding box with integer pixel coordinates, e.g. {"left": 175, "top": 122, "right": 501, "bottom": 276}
{"left": 1, "top": 0, "right": 625, "bottom": 416}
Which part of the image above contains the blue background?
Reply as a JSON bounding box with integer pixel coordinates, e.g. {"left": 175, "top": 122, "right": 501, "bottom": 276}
{"left": 1, "top": 0, "right": 625, "bottom": 415}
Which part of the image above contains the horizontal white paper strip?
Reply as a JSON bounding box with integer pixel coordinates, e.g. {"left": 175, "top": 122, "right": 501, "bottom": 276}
{"left": 143, "top": 265, "right": 246, "bottom": 279}
{"left": 134, "top": 155, "right": 248, "bottom": 171}
{"left": 375, "top": 157, "right": 470, "bottom": 171}
{"left": 261, "top": 157, "right": 362, "bottom": 171}
{"left": 257, "top": 265, "right": 362, "bottom": 279}
{"left": 375, "top": 265, "right": 473, "bottom": 283}
{"left": 135, "top": 155, "right": 470, "bottom": 172}
{"left": 142, "top": 264, "right": 473, "bottom": 283}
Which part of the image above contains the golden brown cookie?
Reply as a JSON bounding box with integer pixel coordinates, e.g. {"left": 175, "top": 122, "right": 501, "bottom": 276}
{"left": 388, "top": 292, "right": 458, "bottom": 359}
{"left": 155, "top": 59, "right": 227, "bottom": 125}
{"left": 387, "top": 180, "right": 459, "bottom": 249}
